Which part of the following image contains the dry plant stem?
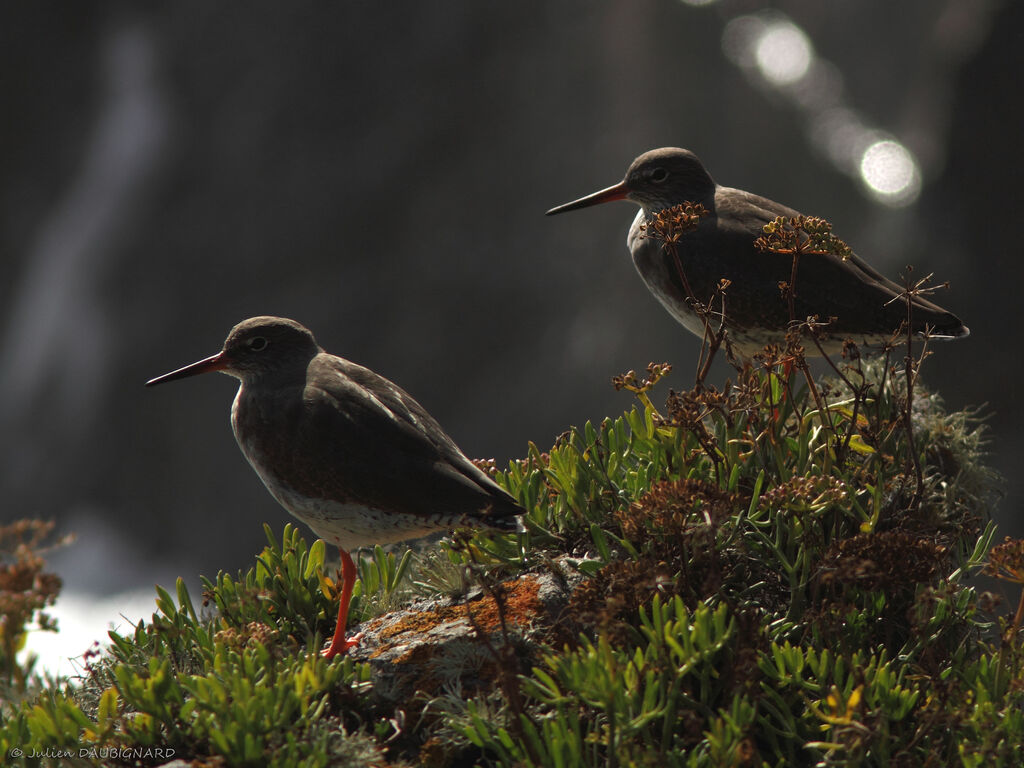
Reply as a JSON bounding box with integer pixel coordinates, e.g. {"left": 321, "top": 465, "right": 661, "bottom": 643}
{"left": 1012, "top": 589, "right": 1024, "bottom": 642}
{"left": 659, "top": 239, "right": 723, "bottom": 390}
{"left": 762, "top": 363, "right": 778, "bottom": 422}
{"left": 667, "top": 240, "right": 697, "bottom": 303}
{"left": 783, "top": 240, "right": 840, "bottom": 443}
{"left": 837, "top": 382, "right": 865, "bottom": 461}
{"left": 795, "top": 356, "right": 841, "bottom": 449}
{"left": 809, "top": 334, "right": 857, "bottom": 393}
{"left": 780, "top": 361, "right": 805, "bottom": 423}
{"left": 695, "top": 295, "right": 728, "bottom": 389}
{"left": 808, "top": 334, "right": 868, "bottom": 460}
{"left": 460, "top": 549, "right": 534, "bottom": 755}
{"left": 787, "top": 243, "right": 802, "bottom": 322}
{"left": 875, "top": 347, "right": 894, "bottom": 427}
{"left": 682, "top": 402, "right": 725, "bottom": 481}
{"left": 904, "top": 352, "right": 924, "bottom": 510}
{"left": 889, "top": 268, "right": 948, "bottom": 511}
{"left": 648, "top": 205, "right": 722, "bottom": 389}
{"left": 785, "top": 242, "right": 842, "bottom": 451}
{"left": 902, "top": 281, "right": 925, "bottom": 510}
{"left": 695, "top": 324, "right": 720, "bottom": 388}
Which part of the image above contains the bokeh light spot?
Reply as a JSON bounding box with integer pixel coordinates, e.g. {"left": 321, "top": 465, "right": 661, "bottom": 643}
{"left": 722, "top": 15, "right": 765, "bottom": 68}
{"left": 859, "top": 140, "right": 921, "bottom": 206}
{"left": 755, "top": 22, "right": 812, "bottom": 85}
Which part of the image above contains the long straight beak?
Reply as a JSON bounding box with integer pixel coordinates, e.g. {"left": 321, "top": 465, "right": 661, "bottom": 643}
{"left": 545, "top": 181, "right": 629, "bottom": 216}
{"left": 145, "top": 351, "right": 230, "bottom": 387}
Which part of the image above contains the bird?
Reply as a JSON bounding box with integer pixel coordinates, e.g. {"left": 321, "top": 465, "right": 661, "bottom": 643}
{"left": 546, "top": 147, "right": 969, "bottom": 358}
{"left": 146, "top": 316, "right": 523, "bottom": 658}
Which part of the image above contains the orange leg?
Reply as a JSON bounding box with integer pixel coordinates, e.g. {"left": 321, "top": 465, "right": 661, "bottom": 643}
{"left": 322, "top": 548, "right": 362, "bottom": 658}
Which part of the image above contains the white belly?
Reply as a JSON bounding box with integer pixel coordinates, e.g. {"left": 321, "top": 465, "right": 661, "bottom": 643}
{"left": 269, "top": 485, "right": 447, "bottom": 552}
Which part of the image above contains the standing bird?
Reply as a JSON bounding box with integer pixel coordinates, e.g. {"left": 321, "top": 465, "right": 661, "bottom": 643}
{"left": 146, "top": 316, "right": 523, "bottom": 658}
{"left": 546, "top": 147, "right": 968, "bottom": 357}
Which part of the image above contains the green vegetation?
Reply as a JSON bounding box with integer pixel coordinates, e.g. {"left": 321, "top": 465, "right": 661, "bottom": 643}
{"left": 1, "top": 213, "right": 1019, "bottom": 766}
{"left": 443, "top": 355, "right": 1015, "bottom": 768}
{"left": 2, "top": 352, "right": 1019, "bottom": 766}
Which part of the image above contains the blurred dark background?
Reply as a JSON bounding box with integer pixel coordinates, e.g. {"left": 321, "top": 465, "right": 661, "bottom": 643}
{"left": 2, "top": 1, "right": 1019, "bottom": 608}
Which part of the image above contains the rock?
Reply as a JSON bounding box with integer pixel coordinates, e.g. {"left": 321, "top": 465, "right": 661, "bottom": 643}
{"left": 349, "top": 566, "right": 583, "bottom": 706}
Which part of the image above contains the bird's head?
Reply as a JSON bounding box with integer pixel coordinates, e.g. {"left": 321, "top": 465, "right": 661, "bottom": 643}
{"left": 546, "top": 147, "right": 715, "bottom": 216}
{"left": 146, "top": 316, "right": 320, "bottom": 388}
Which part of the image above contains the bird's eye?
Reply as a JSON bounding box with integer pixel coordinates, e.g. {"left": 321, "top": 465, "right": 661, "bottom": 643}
{"left": 649, "top": 167, "right": 669, "bottom": 183}
{"left": 247, "top": 336, "right": 269, "bottom": 352}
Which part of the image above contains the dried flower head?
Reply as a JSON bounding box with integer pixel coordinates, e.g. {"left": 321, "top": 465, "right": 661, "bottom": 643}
{"left": 0, "top": 520, "right": 67, "bottom": 636}
{"left": 612, "top": 362, "right": 672, "bottom": 394}
{"left": 818, "top": 531, "right": 947, "bottom": 592}
{"left": 986, "top": 537, "right": 1024, "bottom": 585}
{"left": 759, "top": 475, "right": 848, "bottom": 516}
{"left": 639, "top": 202, "right": 708, "bottom": 244}
{"left": 755, "top": 215, "right": 852, "bottom": 260}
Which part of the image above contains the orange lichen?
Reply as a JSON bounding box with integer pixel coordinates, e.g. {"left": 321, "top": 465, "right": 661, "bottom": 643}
{"left": 464, "top": 574, "right": 544, "bottom": 634}
{"left": 364, "top": 577, "right": 548, "bottom": 663}
{"left": 353, "top": 577, "right": 546, "bottom": 706}
{"left": 373, "top": 574, "right": 543, "bottom": 646}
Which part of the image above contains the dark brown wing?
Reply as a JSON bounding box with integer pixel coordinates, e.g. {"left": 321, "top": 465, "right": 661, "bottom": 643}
{"left": 286, "top": 355, "right": 523, "bottom": 526}
{"left": 689, "top": 186, "right": 967, "bottom": 337}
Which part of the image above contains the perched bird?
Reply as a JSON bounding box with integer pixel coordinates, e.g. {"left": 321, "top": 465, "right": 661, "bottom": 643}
{"left": 546, "top": 147, "right": 968, "bottom": 357}
{"left": 146, "top": 316, "right": 523, "bottom": 658}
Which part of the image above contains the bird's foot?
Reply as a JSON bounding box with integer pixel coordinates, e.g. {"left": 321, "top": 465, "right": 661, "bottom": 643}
{"left": 321, "top": 631, "right": 363, "bottom": 659}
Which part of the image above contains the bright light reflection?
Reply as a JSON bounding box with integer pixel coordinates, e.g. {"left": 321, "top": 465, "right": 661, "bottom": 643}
{"left": 680, "top": 0, "right": 718, "bottom": 6}
{"left": 811, "top": 108, "right": 872, "bottom": 172}
{"left": 722, "top": 15, "right": 765, "bottom": 68}
{"left": 859, "top": 140, "right": 921, "bottom": 206}
{"left": 719, "top": 9, "right": 925, "bottom": 208}
{"left": 755, "top": 21, "right": 812, "bottom": 85}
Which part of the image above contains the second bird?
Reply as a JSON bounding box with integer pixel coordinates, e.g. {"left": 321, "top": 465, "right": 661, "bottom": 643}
{"left": 146, "top": 316, "right": 523, "bottom": 658}
{"left": 547, "top": 147, "right": 968, "bottom": 357}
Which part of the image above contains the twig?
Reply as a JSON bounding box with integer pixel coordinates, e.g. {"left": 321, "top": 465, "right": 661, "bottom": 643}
{"left": 898, "top": 269, "right": 924, "bottom": 511}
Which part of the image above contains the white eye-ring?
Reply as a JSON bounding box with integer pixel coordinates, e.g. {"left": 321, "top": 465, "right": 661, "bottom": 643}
{"left": 247, "top": 336, "right": 269, "bottom": 352}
